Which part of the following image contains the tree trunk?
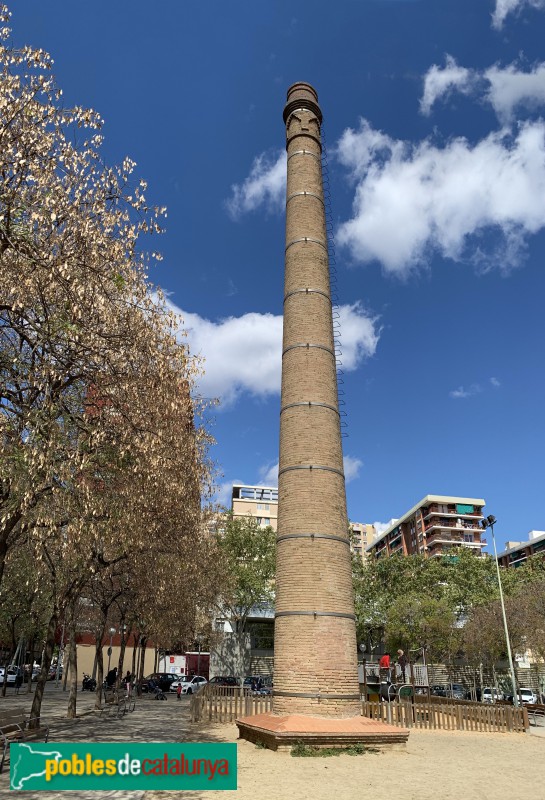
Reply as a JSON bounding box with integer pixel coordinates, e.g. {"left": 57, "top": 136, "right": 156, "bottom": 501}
{"left": 29, "top": 608, "right": 58, "bottom": 728}
{"left": 138, "top": 638, "right": 145, "bottom": 680}
{"left": 26, "top": 634, "right": 36, "bottom": 694}
{"left": 137, "top": 636, "right": 147, "bottom": 695}
{"left": 66, "top": 618, "right": 78, "bottom": 718}
{"left": 131, "top": 633, "right": 138, "bottom": 681}
{"left": 0, "top": 537, "right": 9, "bottom": 589}
{"left": 62, "top": 653, "right": 69, "bottom": 691}
{"left": 1, "top": 642, "right": 16, "bottom": 698}
{"left": 117, "top": 623, "right": 130, "bottom": 684}
{"left": 94, "top": 630, "right": 105, "bottom": 710}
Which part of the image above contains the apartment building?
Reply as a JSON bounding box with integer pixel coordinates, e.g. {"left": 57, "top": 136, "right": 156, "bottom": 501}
{"left": 497, "top": 531, "right": 545, "bottom": 568}
{"left": 351, "top": 522, "right": 376, "bottom": 560}
{"left": 231, "top": 484, "right": 279, "bottom": 532}
{"left": 366, "top": 495, "right": 486, "bottom": 560}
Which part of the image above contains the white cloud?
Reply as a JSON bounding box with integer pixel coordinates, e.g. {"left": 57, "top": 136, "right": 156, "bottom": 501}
{"left": 338, "top": 303, "right": 381, "bottom": 368}
{"left": 373, "top": 519, "right": 398, "bottom": 537}
{"left": 449, "top": 384, "right": 483, "bottom": 399}
{"left": 343, "top": 455, "right": 363, "bottom": 483}
{"left": 492, "top": 0, "right": 545, "bottom": 30}
{"left": 258, "top": 461, "right": 279, "bottom": 485}
{"left": 213, "top": 479, "right": 243, "bottom": 507}
{"left": 336, "top": 118, "right": 545, "bottom": 275}
{"left": 420, "top": 55, "right": 474, "bottom": 116}
{"left": 225, "top": 150, "right": 286, "bottom": 219}
{"left": 165, "top": 298, "right": 380, "bottom": 407}
{"left": 421, "top": 58, "right": 545, "bottom": 124}
{"left": 450, "top": 377, "right": 501, "bottom": 398}
{"left": 485, "top": 63, "right": 545, "bottom": 123}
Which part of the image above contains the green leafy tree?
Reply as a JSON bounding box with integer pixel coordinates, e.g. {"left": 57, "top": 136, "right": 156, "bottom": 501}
{"left": 384, "top": 593, "right": 461, "bottom": 663}
{"left": 214, "top": 514, "right": 275, "bottom": 677}
{"left": 216, "top": 514, "right": 276, "bottom": 627}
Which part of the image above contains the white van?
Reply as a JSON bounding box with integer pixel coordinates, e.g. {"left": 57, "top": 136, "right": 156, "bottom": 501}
{"left": 482, "top": 687, "right": 503, "bottom": 703}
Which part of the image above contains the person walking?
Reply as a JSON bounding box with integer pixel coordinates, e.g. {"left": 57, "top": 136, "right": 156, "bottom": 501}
{"left": 397, "top": 649, "right": 407, "bottom": 683}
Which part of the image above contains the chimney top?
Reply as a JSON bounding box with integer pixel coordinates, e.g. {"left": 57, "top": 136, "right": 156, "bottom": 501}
{"left": 283, "top": 82, "right": 322, "bottom": 124}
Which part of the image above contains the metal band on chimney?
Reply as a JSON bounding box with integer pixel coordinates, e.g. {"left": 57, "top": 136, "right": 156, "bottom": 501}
{"left": 282, "top": 343, "right": 335, "bottom": 357}
{"left": 284, "top": 288, "right": 331, "bottom": 304}
{"left": 280, "top": 401, "right": 339, "bottom": 416}
{"left": 285, "top": 237, "right": 328, "bottom": 253}
{"left": 276, "top": 533, "right": 350, "bottom": 545}
{"left": 287, "top": 149, "right": 321, "bottom": 163}
{"left": 275, "top": 610, "right": 356, "bottom": 621}
{"left": 283, "top": 100, "right": 322, "bottom": 124}
{"left": 278, "top": 464, "right": 345, "bottom": 479}
{"left": 286, "top": 191, "right": 324, "bottom": 205}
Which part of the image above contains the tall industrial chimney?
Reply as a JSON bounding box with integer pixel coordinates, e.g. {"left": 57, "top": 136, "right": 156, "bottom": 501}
{"left": 273, "top": 82, "right": 360, "bottom": 717}
{"left": 236, "top": 84, "right": 408, "bottom": 750}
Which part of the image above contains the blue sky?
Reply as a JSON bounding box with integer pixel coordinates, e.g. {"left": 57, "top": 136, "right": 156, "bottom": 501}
{"left": 11, "top": 0, "right": 545, "bottom": 548}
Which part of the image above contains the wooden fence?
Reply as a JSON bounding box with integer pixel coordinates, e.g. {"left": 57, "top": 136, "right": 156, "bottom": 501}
{"left": 190, "top": 687, "right": 528, "bottom": 732}
{"left": 190, "top": 686, "right": 272, "bottom": 723}
{"left": 362, "top": 699, "right": 528, "bottom": 733}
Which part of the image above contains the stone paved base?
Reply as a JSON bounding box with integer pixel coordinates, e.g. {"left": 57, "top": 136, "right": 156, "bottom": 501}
{"left": 236, "top": 712, "right": 409, "bottom": 751}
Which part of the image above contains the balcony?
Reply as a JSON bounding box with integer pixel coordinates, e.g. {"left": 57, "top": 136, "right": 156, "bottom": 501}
{"left": 423, "top": 505, "right": 483, "bottom": 520}
{"left": 425, "top": 524, "right": 482, "bottom": 539}
{"left": 426, "top": 532, "right": 484, "bottom": 549}
{"left": 425, "top": 521, "right": 482, "bottom": 533}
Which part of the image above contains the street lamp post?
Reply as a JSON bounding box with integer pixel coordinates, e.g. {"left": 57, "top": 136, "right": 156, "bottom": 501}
{"left": 107, "top": 627, "right": 116, "bottom": 676}
{"left": 481, "top": 515, "right": 519, "bottom": 708}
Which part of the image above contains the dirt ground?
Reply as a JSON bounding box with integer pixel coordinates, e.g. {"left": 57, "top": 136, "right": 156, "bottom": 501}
{"left": 1, "top": 688, "right": 542, "bottom": 799}
{"left": 148, "top": 723, "right": 545, "bottom": 800}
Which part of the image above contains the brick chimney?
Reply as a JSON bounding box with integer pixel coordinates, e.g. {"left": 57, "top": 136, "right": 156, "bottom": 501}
{"left": 273, "top": 82, "right": 360, "bottom": 717}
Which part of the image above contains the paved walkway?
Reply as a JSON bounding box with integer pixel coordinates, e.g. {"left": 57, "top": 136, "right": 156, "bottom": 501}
{"left": 0, "top": 684, "right": 205, "bottom": 799}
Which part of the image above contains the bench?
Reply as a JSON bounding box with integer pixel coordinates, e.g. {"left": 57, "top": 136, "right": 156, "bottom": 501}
{"left": 0, "top": 707, "right": 49, "bottom": 774}
{"left": 98, "top": 688, "right": 127, "bottom": 718}
{"left": 525, "top": 703, "right": 545, "bottom": 726}
{"left": 98, "top": 686, "right": 137, "bottom": 717}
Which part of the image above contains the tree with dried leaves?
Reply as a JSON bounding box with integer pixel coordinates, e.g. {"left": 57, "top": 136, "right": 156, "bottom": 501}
{"left": 0, "top": 5, "right": 216, "bottom": 723}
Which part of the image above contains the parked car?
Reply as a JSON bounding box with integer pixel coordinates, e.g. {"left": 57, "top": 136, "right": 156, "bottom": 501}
{"left": 444, "top": 683, "right": 470, "bottom": 700}
{"left": 140, "top": 673, "right": 180, "bottom": 693}
{"left": 171, "top": 675, "right": 207, "bottom": 695}
{"left": 0, "top": 667, "right": 20, "bottom": 685}
{"left": 208, "top": 676, "right": 239, "bottom": 690}
{"left": 430, "top": 685, "right": 447, "bottom": 697}
{"left": 243, "top": 676, "right": 272, "bottom": 695}
{"left": 505, "top": 688, "right": 538, "bottom": 705}
{"left": 482, "top": 687, "right": 503, "bottom": 703}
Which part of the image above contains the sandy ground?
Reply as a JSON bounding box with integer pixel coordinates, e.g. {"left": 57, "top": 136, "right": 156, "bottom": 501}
{"left": 148, "top": 723, "right": 545, "bottom": 800}
{"left": 1, "top": 688, "right": 543, "bottom": 799}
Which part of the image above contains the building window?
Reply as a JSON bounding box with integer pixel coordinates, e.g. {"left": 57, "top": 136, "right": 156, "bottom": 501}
{"left": 248, "top": 622, "right": 274, "bottom": 651}
{"left": 257, "top": 503, "right": 270, "bottom": 511}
